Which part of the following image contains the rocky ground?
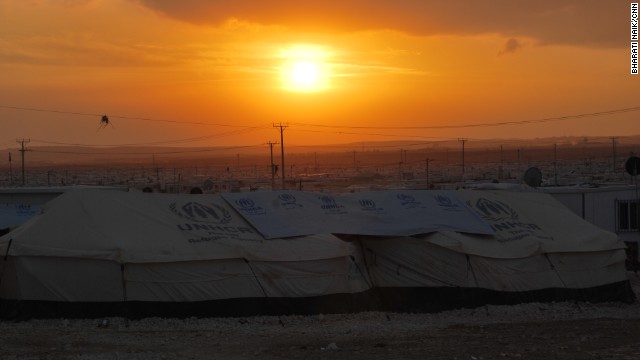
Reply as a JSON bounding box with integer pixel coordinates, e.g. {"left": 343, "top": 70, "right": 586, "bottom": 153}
{"left": 1, "top": 273, "right": 639, "bottom": 360}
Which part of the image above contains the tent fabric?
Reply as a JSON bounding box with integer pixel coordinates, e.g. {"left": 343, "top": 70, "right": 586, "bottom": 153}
{"left": 1, "top": 190, "right": 355, "bottom": 263}
{"left": 221, "top": 190, "right": 494, "bottom": 239}
{"left": 0, "top": 189, "right": 371, "bottom": 305}
{"left": 0, "top": 188, "right": 634, "bottom": 317}
{"left": 360, "top": 189, "right": 629, "bottom": 296}
{"left": 423, "top": 190, "right": 625, "bottom": 259}
{"left": 362, "top": 236, "right": 628, "bottom": 293}
{"left": 362, "top": 237, "right": 470, "bottom": 288}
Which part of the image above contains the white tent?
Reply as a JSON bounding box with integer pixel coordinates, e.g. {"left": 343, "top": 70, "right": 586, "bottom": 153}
{"left": 360, "top": 190, "right": 633, "bottom": 311}
{"left": 0, "top": 189, "right": 371, "bottom": 318}
{"left": 1, "top": 188, "right": 633, "bottom": 318}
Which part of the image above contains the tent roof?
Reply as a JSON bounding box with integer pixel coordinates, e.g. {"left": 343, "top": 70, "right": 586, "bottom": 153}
{"left": 419, "top": 190, "right": 624, "bottom": 258}
{"left": 0, "top": 189, "right": 623, "bottom": 263}
{"left": 0, "top": 189, "right": 354, "bottom": 263}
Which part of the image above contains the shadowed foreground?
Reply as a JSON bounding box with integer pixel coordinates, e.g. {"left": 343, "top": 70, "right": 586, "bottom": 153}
{"left": 1, "top": 273, "right": 638, "bottom": 360}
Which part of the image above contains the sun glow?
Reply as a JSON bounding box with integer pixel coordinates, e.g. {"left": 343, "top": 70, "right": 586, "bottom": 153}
{"left": 280, "top": 45, "right": 331, "bottom": 92}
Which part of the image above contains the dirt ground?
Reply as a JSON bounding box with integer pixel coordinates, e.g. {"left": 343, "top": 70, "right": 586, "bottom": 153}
{"left": 1, "top": 313, "right": 639, "bottom": 359}
{"left": 2, "top": 274, "right": 639, "bottom": 360}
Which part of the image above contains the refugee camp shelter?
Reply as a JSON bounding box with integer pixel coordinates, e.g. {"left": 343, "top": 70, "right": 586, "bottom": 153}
{"left": 0, "top": 188, "right": 634, "bottom": 319}
{"left": 0, "top": 189, "right": 371, "bottom": 318}
{"left": 360, "top": 189, "right": 633, "bottom": 311}
{"left": 0, "top": 186, "right": 127, "bottom": 231}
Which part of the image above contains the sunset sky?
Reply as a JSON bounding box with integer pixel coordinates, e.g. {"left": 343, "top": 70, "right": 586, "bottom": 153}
{"left": 0, "top": 0, "right": 637, "bottom": 149}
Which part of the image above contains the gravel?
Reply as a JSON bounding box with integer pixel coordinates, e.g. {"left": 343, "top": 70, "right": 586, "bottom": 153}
{"left": 1, "top": 272, "right": 639, "bottom": 359}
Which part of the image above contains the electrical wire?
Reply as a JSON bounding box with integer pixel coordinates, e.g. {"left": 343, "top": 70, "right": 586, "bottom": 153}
{"left": 0, "top": 105, "right": 259, "bottom": 128}
{"left": 3, "top": 104, "right": 639, "bottom": 152}
{"left": 3, "top": 104, "right": 639, "bottom": 131}
{"left": 289, "top": 106, "right": 640, "bottom": 130}
{"left": 29, "top": 126, "right": 270, "bottom": 148}
{"left": 33, "top": 144, "right": 263, "bottom": 156}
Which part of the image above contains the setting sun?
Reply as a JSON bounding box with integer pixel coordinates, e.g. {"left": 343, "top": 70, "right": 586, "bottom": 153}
{"left": 0, "top": 1, "right": 637, "bottom": 148}
{"left": 280, "top": 45, "right": 331, "bottom": 92}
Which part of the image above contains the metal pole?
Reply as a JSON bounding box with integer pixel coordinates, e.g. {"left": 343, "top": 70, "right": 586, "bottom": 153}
{"left": 17, "top": 138, "right": 30, "bottom": 186}
{"left": 274, "top": 123, "right": 287, "bottom": 190}
{"left": 500, "top": 145, "right": 503, "bottom": 180}
{"left": 280, "top": 129, "right": 285, "bottom": 190}
{"left": 425, "top": 158, "right": 430, "bottom": 189}
{"left": 8, "top": 153, "right": 12, "bottom": 186}
{"left": 270, "top": 143, "right": 275, "bottom": 190}
{"left": 458, "top": 138, "right": 467, "bottom": 181}
{"left": 554, "top": 143, "right": 558, "bottom": 186}
{"left": 267, "top": 141, "right": 278, "bottom": 190}
{"left": 611, "top": 136, "right": 617, "bottom": 173}
{"left": 353, "top": 151, "right": 357, "bottom": 171}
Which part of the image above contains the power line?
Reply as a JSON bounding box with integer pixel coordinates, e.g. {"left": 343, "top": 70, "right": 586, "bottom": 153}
{"left": 289, "top": 127, "right": 448, "bottom": 140}
{"left": 289, "top": 106, "right": 640, "bottom": 130}
{"left": 4, "top": 104, "right": 639, "bottom": 131}
{"left": 33, "top": 144, "right": 263, "bottom": 156}
{"left": 0, "top": 105, "right": 259, "bottom": 128}
{"left": 4, "top": 104, "right": 640, "bottom": 150}
{"left": 29, "top": 126, "right": 269, "bottom": 148}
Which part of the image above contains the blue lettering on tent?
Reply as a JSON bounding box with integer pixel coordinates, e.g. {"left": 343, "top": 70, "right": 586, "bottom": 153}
{"left": 177, "top": 223, "right": 255, "bottom": 234}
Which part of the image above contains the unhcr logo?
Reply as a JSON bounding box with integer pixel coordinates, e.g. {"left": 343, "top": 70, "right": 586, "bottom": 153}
{"left": 359, "top": 198, "right": 376, "bottom": 209}
{"left": 235, "top": 198, "right": 256, "bottom": 209}
{"left": 319, "top": 195, "right": 345, "bottom": 211}
{"left": 434, "top": 194, "right": 461, "bottom": 212}
{"left": 474, "top": 197, "right": 550, "bottom": 241}
{"left": 278, "top": 193, "right": 296, "bottom": 203}
{"left": 278, "top": 192, "right": 302, "bottom": 209}
{"left": 434, "top": 194, "right": 459, "bottom": 210}
{"left": 396, "top": 194, "right": 415, "bottom": 203}
{"left": 397, "top": 193, "right": 421, "bottom": 209}
{"left": 169, "top": 201, "right": 232, "bottom": 224}
{"left": 234, "top": 198, "right": 266, "bottom": 216}
{"left": 474, "top": 198, "right": 518, "bottom": 222}
{"left": 358, "top": 198, "right": 384, "bottom": 212}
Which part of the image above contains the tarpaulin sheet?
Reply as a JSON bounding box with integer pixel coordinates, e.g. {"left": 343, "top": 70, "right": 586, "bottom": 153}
{"left": 0, "top": 204, "right": 40, "bottom": 229}
{"left": 222, "top": 190, "right": 494, "bottom": 239}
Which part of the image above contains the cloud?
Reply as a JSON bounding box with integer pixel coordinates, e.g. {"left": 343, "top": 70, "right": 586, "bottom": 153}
{"left": 135, "top": 0, "right": 627, "bottom": 48}
{"left": 0, "top": 34, "right": 186, "bottom": 68}
{"left": 498, "top": 38, "right": 524, "bottom": 55}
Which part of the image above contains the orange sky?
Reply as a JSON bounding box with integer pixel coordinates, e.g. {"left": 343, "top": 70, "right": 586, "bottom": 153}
{"left": 0, "top": 0, "right": 638, "bottom": 149}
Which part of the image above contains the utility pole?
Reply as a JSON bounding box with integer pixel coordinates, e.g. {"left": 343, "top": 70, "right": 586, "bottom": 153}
{"left": 611, "top": 136, "right": 617, "bottom": 173}
{"left": 273, "top": 123, "right": 287, "bottom": 190}
{"left": 517, "top": 148, "right": 521, "bottom": 175}
{"left": 425, "top": 158, "right": 433, "bottom": 189}
{"left": 554, "top": 143, "right": 558, "bottom": 186}
{"left": 458, "top": 138, "right": 467, "bottom": 181}
{"left": 266, "top": 141, "right": 279, "bottom": 190}
{"left": 353, "top": 150, "right": 357, "bottom": 172}
{"left": 8, "top": 152, "right": 13, "bottom": 186}
{"left": 499, "top": 145, "right": 504, "bottom": 180}
{"left": 399, "top": 149, "right": 408, "bottom": 180}
{"left": 16, "top": 138, "right": 30, "bottom": 186}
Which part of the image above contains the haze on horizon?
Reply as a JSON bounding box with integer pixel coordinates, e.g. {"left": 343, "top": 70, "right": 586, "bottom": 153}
{"left": 0, "top": 0, "right": 638, "bottom": 151}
